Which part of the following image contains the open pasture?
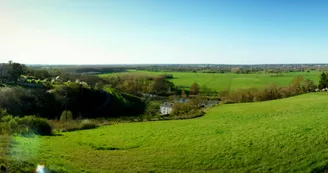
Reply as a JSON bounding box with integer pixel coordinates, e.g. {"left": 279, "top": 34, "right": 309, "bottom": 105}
{"left": 99, "top": 71, "right": 321, "bottom": 91}
{"left": 9, "top": 93, "right": 328, "bottom": 172}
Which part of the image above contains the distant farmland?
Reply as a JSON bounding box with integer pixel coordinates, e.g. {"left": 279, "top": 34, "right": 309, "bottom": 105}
{"left": 99, "top": 71, "right": 321, "bottom": 92}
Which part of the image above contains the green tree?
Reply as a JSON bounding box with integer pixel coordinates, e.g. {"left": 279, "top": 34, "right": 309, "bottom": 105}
{"left": 290, "top": 76, "right": 304, "bottom": 95}
{"left": 303, "top": 79, "right": 316, "bottom": 92}
{"left": 319, "top": 72, "right": 328, "bottom": 89}
{"left": 80, "top": 75, "right": 101, "bottom": 89}
{"left": 148, "top": 76, "right": 174, "bottom": 95}
{"left": 189, "top": 96, "right": 203, "bottom": 108}
{"left": 8, "top": 61, "right": 25, "bottom": 83}
{"left": 95, "top": 82, "right": 104, "bottom": 90}
{"left": 201, "top": 84, "right": 213, "bottom": 95}
{"left": 190, "top": 82, "right": 200, "bottom": 95}
{"left": 60, "top": 110, "right": 73, "bottom": 121}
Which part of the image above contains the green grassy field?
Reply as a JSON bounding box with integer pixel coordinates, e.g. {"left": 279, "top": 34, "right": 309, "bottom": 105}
{"left": 8, "top": 93, "right": 328, "bottom": 172}
{"left": 99, "top": 71, "right": 321, "bottom": 92}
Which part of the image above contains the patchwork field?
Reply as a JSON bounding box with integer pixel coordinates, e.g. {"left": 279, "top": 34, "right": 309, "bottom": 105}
{"left": 99, "top": 71, "right": 321, "bottom": 92}
{"left": 8, "top": 93, "right": 328, "bottom": 172}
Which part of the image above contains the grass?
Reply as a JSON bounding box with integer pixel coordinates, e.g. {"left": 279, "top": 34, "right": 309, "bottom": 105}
{"left": 6, "top": 92, "right": 328, "bottom": 172}
{"left": 0, "top": 135, "right": 36, "bottom": 172}
{"left": 99, "top": 71, "right": 321, "bottom": 92}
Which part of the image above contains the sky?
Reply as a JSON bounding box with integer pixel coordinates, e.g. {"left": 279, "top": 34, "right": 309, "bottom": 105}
{"left": 1, "top": 0, "right": 328, "bottom": 64}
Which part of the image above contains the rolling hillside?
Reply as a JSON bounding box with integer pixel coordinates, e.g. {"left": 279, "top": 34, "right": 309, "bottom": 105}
{"left": 9, "top": 93, "right": 328, "bottom": 172}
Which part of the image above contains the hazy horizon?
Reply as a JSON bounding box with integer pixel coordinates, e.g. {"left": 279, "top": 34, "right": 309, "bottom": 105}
{"left": 1, "top": 0, "right": 328, "bottom": 64}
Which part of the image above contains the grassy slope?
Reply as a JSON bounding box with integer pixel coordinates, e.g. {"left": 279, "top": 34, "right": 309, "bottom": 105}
{"left": 99, "top": 71, "right": 320, "bottom": 92}
{"left": 9, "top": 93, "right": 328, "bottom": 172}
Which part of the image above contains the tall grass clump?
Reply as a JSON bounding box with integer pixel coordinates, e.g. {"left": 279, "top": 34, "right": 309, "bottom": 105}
{"left": 50, "top": 119, "right": 98, "bottom": 132}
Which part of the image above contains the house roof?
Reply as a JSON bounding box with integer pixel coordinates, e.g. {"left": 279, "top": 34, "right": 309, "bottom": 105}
{"left": 161, "top": 102, "right": 174, "bottom": 108}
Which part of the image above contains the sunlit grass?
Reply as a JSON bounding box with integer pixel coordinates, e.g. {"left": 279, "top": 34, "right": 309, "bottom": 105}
{"left": 7, "top": 93, "right": 328, "bottom": 172}
{"left": 99, "top": 71, "right": 320, "bottom": 92}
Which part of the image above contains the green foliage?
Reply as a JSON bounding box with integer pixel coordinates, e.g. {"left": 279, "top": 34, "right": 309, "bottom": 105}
{"left": 50, "top": 120, "right": 81, "bottom": 132}
{"left": 80, "top": 119, "right": 97, "bottom": 130}
{"left": 144, "top": 101, "right": 161, "bottom": 116}
{"left": 9, "top": 93, "right": 328, "bottom": 172}
{"left": 101, "top": 73, "right": 178, "bottom": 96}
{"left": 60, "top": 110, "right": 73, "bottom": 121}
{"left": 53, "top": 84, "right": 110, "bottom": 119}
{"left": 189, "top": 82, "right": 200, "bottom": 95}
{"left": 0, "top": 109, "right": 8, "bottom": 118}
{"left": 0, "top": 87, "right": 61, "bottom": 119}
{"left": 0, "top": 115, "right": 52, "bottom": 135}
{"left": 104, "top": 86, "right": 146, "bottom": 117}
{"left": 30, "top": 69, "right": 51, "bottom": 79}
{"left": 318, "top": 72, "right": 328, "bottom": 89}
{"left": 79, "top": 75, "right": 103, "bottom": 89}
{"left": 201, "top": 84, "right": 214, "bottom": 95}
{"left": 148, "top": 76, "right": 175, "bottom": 95}
{"left": 17, "top": 116, "right": 52, "bottom": 135}
{"left": 50, "top": 119, "right": 98, "bottom": 132}
{"left": 220, "top": 76, "right": 316, "bottom": 103}
{"left": 7, "top": 61, "right": 25, "bottom": 83}
{"left": 95, "top": 82, "right": 104, "bottom": 90}
{"left": 170, "top": 102, "right": 191, "bottom": 116}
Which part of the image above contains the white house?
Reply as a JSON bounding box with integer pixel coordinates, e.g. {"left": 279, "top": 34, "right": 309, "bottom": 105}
{"left": 160, "top": 102, "right": 174, "bottom": 115}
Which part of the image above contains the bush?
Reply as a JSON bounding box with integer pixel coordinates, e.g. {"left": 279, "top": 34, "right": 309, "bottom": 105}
{"left": 145, "top": 101, "right": 161, "bottom": 116}
{"left": 0, "top": 109, "right": 8, "bottom": 118}
{"left": 80, "top": 119, "right": 97, "bottom": 130}
{"left": 50, "top": 119, "right": 98, "bottom": 132}
{"left": 0, "top": 115, "right": 13, "bottom": 123}
{"left": 0, "top": 115, "right": 52, "bottom": 135}
{"left": 17, "top": 116, "right": 52, "bottom": 135}
{"left": 50, "top": 120, "right": 80, "bottom": 132}
{"left": 60, "top": 110, "right": 73, "bottom": 121}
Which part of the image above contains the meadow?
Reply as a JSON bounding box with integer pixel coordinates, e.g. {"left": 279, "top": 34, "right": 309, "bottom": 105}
{"left": 8, "top": 92, "right": 328, "bottom": 172}
{"left": 99, "top": 71, "right": 321, "bottom": 92}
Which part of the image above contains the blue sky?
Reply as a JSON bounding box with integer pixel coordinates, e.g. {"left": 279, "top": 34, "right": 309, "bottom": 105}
{"left": 1, "top": 0, "right": 328, "bottom": 64}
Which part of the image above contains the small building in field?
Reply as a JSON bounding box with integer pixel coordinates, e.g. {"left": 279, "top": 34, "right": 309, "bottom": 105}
{"left": 160, "top": 102, "right": 174, "bottom": 115}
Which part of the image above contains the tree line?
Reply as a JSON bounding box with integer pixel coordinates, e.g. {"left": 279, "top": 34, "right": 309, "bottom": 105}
{"left": 219, "top": 76, "right": 316, "bottom": 103}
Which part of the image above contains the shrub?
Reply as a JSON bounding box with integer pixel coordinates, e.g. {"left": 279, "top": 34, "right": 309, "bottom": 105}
{"left": 145, "top": 101, "right": 161, "bottom": 116}
{"left": 60, "top": 110, "right": 73, "bottom": 121}
{"left": 0, "top": 115, "right": 52, "bottom": 135}
{"left": 0, "top": 115, "right": 13, "bottom": 123}
{"left": 80, "top": 119, "right": 97, "bottom": 130}
{"left": 50, "top": 119, "right": 98, "bottom": 132}
{"left": 50, "top": 120, "right": 80, "bottom": 132}
{"left": 0, "top": 109, "right": 8, "bottom": 118}
{"left": 171, "top": 103, "right": 190, "bottom": 116}
{"left": 17, "top": 116, "right": 52, "bottom": 135}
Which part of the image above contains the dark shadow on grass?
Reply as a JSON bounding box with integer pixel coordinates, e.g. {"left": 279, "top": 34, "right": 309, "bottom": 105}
{"left": 44, "top": 133, "right": 63, "bottom": 136}
{"left": 311, "top": 164, "right": 328, "bottom": 173}
{"left": 94, "top": 146, "right": 120, "bottom": 150}
{"left": 92, "top": 145, "right": 140, "bottom": 151}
